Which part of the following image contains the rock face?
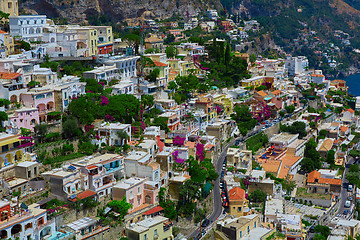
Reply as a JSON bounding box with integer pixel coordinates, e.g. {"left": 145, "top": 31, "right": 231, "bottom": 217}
{"left": 19, "top": 0, "right": 223, "bottom": 24}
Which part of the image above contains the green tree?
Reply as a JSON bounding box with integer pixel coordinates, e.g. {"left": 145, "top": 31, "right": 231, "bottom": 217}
{"left": 122, "top": 33, "right": 140, "bottom": 54}
{"left": 314, "top": 225, "right": 331, "bottom": 238}
{"left": 248, "top": 189, "right": 267, "bottom": 203}
{"left": 349, "top": 150, "right": 360, "bottom": 159}
{"left": 35, "top": 124, "right": 48, "bottom": 143}
{"left": 20, "top": 128, "right": 31, "bottom": 136}
{"left": 231, "top": 105, "right": 257, "bottom": 136}
{"left": 285, "top": 105, "right": 295, "bottom": 114}
{"left": 164, "top": 34, "right": 175, "bottom": 44}
{"left": 62, "top": 118, "right": 79, "bottom": 139}
{"left": 146, "top": 68, "right": 160, "bottom": 82}
{"left": 152, "top": 117, "right": 170, "bottom": 132}
{"left": 166, "top": 46, "right": 177, "bottom": 58}
{"left": 141, "top": 95, "right": 154, "bottom": 109}
{"left": 326, "top": 150, "right": 335, "bottom": 165}
{"left": 108, "top": 197, "right": 132, "bottom": 220}
{"left": 282, "top": 176, "right": 296, "bottom": 195}
{"left": 18, "top": 40, "right": 31, "bottom": 51}
{"left": 249, "top": 54, "right": 256, "bottom": 64}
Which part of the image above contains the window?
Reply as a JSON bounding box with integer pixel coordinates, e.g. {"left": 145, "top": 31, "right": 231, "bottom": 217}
{"left": 238, "top": 207, "right": 242, "bottom": 212}
{"left": 154, "top": 229, "right": 157, "bottom": 237}
{"left": 247, "top": 226, "right": 250, "bottom": 233}
{"left": 254, "top": 221, "right": 256, "bottom": 228}
{"left": 138, "top": 186, "right": 140, "bottom": 192}
{"left": 240, "top": 231, "right": 242, "bottom": 238}
{"left": 8, "top": 2, "right": 12, "bottom": 8}
{"left": 143, "top": 234, "right": 147, "bottom": 240}
{"left": 130, "top": 190, "right": 133, "bottom": 198}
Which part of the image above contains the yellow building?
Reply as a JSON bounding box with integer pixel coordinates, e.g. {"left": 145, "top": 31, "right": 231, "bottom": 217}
{"left": 93, "top": 26, "right": 113, "bottom": 55}
{"left": 0, "top": 133, "right": 32, "bottom": 167}
{"left": 214, "top": 93, "right": 234, "bottom": 115}
{"left": 0, "top": 0, "right": 18, "bottom": 16}
{"left": 0, "top": 30, "right": 14, "bottom": 57}
{"left": 228, "top": 187, "right": 250, "bottom": 217}
{"left": 126, "top": 215, "right": 174, "bottom": 240}
{"left": 69, "top": 26, "right": 98, "bottom": 57}
{"left": 241, "top": 76, "right": 266, "bottom": 88}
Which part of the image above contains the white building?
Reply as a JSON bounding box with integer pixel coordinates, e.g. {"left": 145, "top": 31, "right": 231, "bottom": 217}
{"left": 111, "top": 81, "right": 134, "bottom": 95}
{"left": 9, "top": 15, "right": 47, "bottom": 41}
{"left": 94, "top": 122, "right": 132, "bottom": 146}
{"left": 104, "top": 55, "right": 140, "bottom": 81}
{"left": 83, "top": 64, "right": 120, "bottom": 83}
{"left": 53, "top": 75, "right": 86, "bottom": 111}
{"left": 285, "top": 56, "right": 309, "bottom": 76}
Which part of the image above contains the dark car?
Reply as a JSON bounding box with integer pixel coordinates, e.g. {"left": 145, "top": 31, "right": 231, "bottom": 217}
{"left": 309, "top": 226, "right": 315, "bottom": 233}
{"left": 201, "top": 219, "right": 210, "bottom": 228}
{"left": 344, "top": 210, "right": 350, "bottom": 215}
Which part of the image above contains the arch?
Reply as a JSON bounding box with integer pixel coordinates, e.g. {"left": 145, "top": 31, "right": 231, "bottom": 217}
{"left": 5, "top": 153, "right": 12, "bottom": 165}
{"left": 40, "top": 226, "right": 52, "bottom": 238}
{"left": 10, "top": 95, "right": 17, "bottom": 103}
{"left": 15, "top": 150, "right": 22, "bottom": 162}
{"left": 29, "top": 27, "right": 35, "bottom": 34}
{"left": 36, "top": 103, "right": 46, "bottom": 112}
{"left": 11, "top": 224, "right": 22, "bottom": 235}
{"left": 30, "top": 119, "right": 36, "bottom": 125}
{"left": 50, "top": 37, "right": 55, "bottom": 43}
{"left": 145, "top": 195, "right": 152, "bottom": 204}
{"left": 46, "top": 101, "right": 54, "bottom": 110}
{"left": 0, "top": 229, "right": 7, "bottom": 239}
{"left": 36, "top": 27, "right": 41, "bottom": 34}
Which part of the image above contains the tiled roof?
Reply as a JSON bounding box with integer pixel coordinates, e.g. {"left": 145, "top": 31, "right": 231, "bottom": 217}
{"left": 256, "top": 90, "right": 267, "bottom": 97}
{"left": 0, "top": 30, "right": 7, "bottom": 34}
{"left": 271, "top": 90, "right": 282, "bottom": 96}
{"left": 153, "top": 61, "right": 168, "bottom": 67}
{"left": 69, "top": 190, "right": 96, "bottom": 202}
{"left": 307, "top": 170, "right": 341, "bottom": 185}
{"left": 261, "top": 160, "right": 281, "bottom": 175}
{"left": 307, "top": 170, "right": 321, "bottom": 183}
{"left": 143, "top": 206, "right": 164, "bottom": 216}
{"left": 228, "top": 187, "right": 246, "bottom": 200}
{"left": 340, "top": 126, "right": 349, "bottom": 132}
{"left": 319, "top": 139, "right": 333, "bottom": 152}
{"left": 0, "top": 72, "right": 21, "bottom": 80}
{"left": 347, "top": 109, "right": 355, "bottom": 114}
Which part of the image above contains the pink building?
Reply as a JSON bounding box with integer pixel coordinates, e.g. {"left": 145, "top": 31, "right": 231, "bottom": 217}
{"left": 9, "top": 107, "right": 39, "bottom": 131}
{"left": 113, "top": 177, "right": 146, "bottom": 212}
{"left": 21, "top": 88, "right": 55, "bottom": 122}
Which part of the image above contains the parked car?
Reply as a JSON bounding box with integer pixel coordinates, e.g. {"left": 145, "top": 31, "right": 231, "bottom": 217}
{"left": 345, "top": 200, "right": 351, "bottom": 208}
{"left": 349, "top": 196, "right": 353, "bottom": 201}
{"left": 344, "top": 209, "right": 350, "bottom": 215}
{"left": 201, "top": 219, "right": 210, "bottom": 228}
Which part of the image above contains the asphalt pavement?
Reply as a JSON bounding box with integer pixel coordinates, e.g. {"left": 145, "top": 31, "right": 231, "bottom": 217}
{"left": 187, "top": 138, "right": 236, "bottom": 240}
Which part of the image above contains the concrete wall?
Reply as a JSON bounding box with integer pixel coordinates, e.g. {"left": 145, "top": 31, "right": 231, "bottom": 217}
{"left": 294, "top": 197, "right": 331, "bottom": 208}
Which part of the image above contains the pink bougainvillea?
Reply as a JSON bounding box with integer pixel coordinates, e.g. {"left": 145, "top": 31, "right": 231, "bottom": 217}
{"left": 95, "top": 135, "right": 100, "bottom": 140}
{"left": 140, "top": 121, "right": 146, "bottom": 131}
{"left": 99, "top": 81, "right": 105, "bottom": 87}
{"left": 105, "top": 114, "right": 115, "bottom": 121}
{"left": 173, "top": 136, "right": 186, "bottom": 146}
{"left": 196, "top": 142, "right": 205, "bottom": 161}
{"left": 172, "top": 150, "right": 185, "bottom": 164}
{"left": 100, "top": 96, "right": 109, "bottom": 106}
{"left": 85, "top": 125, "right": 94, "bottom": 132}
{"left": 132, "top": 126, "right": 139, "bottom": 134}
{"left": 215, "top": 105, "right": 222, "bottom": 115}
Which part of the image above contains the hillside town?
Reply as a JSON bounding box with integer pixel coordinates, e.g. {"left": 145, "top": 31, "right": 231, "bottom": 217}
{"left": 0, "top": 1, "right": 360, "bottom": 240}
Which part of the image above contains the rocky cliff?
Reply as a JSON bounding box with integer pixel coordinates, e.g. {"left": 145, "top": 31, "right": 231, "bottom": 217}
{"left": 19, "top": 0, "right": 223, "bottom": 24}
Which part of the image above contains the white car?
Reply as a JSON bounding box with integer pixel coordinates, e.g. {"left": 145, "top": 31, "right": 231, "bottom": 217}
{"left": 345, "top": 200, "right": 351, "bottom": 208}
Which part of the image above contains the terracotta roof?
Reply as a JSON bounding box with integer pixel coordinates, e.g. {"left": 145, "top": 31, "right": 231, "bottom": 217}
{"left": 0, "top": 30, "right": 7, "bottom": 34}
{"left": 319, "top": 139, "right": 333, "bottom": 152}
{"left": 256, "top": 90, "right": 267, "bottom": 97}
{"left": 331, "top": 79, "right": 345, "bottom": 83}
{"left": 261, "top": 160, "right": 281, "bottom": 175}
{"left": 319, "top": 178, "right": 342, "bottom": 185}
{"left": 143, "top": 206, "right": 164, "bottom": 215}
{"left": 281, "top": 155, "right": 301, "bottom": 168}
{"left": 0, "top": 72, "right": 21, "bottom": 80}
{"left": 311, "top": 74, "right": 325, "bottom": 77}
{"left": 331, "top": 122, "right": 340, "bottom": 127}
{"left": 271, "top": 90, "right": 282, "bottom": 96}
{"left": 347, "top": 109, "right": 355, "bottom": 114}
{"left": 228, "top": 187, "right": 246, "bottom": 200}
{"left": 278, "top": 165, "right": 290, "bottom": 179}
{"left": 204, "top": 143, "right": 214, "bottom": 151}
{"left": 307, "top": 170, "right": 321, "bottom": 183}
{"left": 129, "top": 203, "right": 150, "bottom": 214}
{"left": 69, "top": 190, "right": 96, "bottom": 202}
{"left": 185, "top": 141, "right": 196, "bottom": 148}
{"left": 307, "top": 170, "right": 342, "bottom": 185}
{"left": 340, "top": 126, "right": 349, "bottom": 132}
{"left": 153, "top": 61, "right": 168, "bottom": 67}
{"left": 145, "top": 36, "right": 163, "bottom": 43}
{"left": 156, "top": 135, "right": 164, "bottom": 152}
{"left": 86, "top": 165, "right": 97, "bottom": 170}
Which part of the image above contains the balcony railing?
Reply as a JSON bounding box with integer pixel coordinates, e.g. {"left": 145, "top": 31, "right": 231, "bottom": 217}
{"left": 35, "top": 218, "right": 55, "bottom": 231}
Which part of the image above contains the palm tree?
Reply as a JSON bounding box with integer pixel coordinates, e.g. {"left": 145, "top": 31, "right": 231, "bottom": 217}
{"left": 116, "top": 130, "right": 129, "bottom": 146}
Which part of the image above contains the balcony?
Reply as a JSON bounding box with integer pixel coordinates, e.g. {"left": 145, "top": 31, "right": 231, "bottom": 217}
{"left": 35, "top": 218, "right": 55, "bottom": 231}
{"left": 80, "top": 226, "right": 110, "bottom": 240}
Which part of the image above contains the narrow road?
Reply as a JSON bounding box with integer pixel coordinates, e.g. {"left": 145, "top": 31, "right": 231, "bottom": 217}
{"left": 187, "top": 138, "right": 237, "bottom": 240}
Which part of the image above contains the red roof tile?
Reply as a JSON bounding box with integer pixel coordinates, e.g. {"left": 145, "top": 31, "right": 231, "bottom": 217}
{"left": 143, "top": 206, "right": 164, "bottom": 215}
{"left": 0, "top": 72, "right": 21, "bottom": 80}
{"left": 228, "top": 187, "right": 246, "bottom": 200}
{"left": 153, "top": 61, "right": 168, "bottom": 67}
{"left": 69, "top": 190, "right": 96, "bottom": 202}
